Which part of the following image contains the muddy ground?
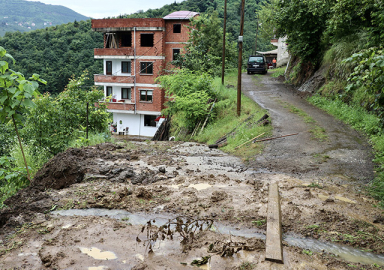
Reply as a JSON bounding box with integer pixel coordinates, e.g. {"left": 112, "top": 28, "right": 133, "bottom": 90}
{"left": 1, "top": 73, "right": 384, "bottom": 270}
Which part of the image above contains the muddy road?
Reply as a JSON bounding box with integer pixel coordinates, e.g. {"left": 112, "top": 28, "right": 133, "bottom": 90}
{"left": 1, "top": 73, "right": 384, "bottom": 270}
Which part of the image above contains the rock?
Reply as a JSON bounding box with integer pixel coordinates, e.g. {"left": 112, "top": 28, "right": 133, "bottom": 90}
{"left": 111, "top": 168, "right": 123, "bottom": 175}
{"left": 159, "top": 166, "right": 166, "bottom": 173}
{"left": 211, "top": 191, "right": 228, "bottom": 202}
{"left": 99, "top": 166, "right": 110, "bottom": 174}
{"left": 135, "top": 187, "right": 152, "bottom": 199}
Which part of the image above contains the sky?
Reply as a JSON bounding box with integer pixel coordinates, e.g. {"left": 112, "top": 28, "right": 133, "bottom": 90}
{"left": 26, "top": 0, "right": 183, "bottom": 19}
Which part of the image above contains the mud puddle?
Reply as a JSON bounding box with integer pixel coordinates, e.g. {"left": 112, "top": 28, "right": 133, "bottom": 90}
{"left": 53, "top": 209, "right": 384, "bottom": 266}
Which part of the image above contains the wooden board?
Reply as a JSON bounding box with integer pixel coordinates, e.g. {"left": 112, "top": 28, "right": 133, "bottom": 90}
{"left": 265, "top": 182, "right": 284, "bottom": 264}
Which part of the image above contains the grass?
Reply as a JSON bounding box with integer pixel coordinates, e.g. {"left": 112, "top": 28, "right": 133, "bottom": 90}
{"left": 308, "top": 95, "right": 384, "bottom": 206}
{"left": 279, "top": 101, "right": 328, "bottom": 141}
{"left": 194, "top": 70, "right": 272, "bottom": 161}
{"left": 270, "top": 67, "right": 286, "bottom": 78}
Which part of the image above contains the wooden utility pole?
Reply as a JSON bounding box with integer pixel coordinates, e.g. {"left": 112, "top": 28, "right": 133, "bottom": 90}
{"left": 237, "top": 0, "right": 245, "bottom": 116}
{"left": 221, "top": 0, "right": 227, "bottom": 85}
{"left": 254, "top": 15, "right": 259, "bottom": 54}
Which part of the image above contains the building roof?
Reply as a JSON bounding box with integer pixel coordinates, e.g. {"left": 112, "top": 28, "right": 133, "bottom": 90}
{"left": 163, "top": 11, "right": 199, "bottom": 20}
{"left": 256, "top": 49, "right": 278, "bottom": 55}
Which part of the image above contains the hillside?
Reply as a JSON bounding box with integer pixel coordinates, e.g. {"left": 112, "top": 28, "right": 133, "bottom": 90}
{"left": 0, "top": 0, "right": 89, "bottom": 36}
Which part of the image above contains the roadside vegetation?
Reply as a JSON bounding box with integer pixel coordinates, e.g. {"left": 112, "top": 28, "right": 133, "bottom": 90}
{"left": 259, "top": 0, "right": 384, "bottom": 205}
{"left": 0, "top": 47, "right": 112, "bottom": 207}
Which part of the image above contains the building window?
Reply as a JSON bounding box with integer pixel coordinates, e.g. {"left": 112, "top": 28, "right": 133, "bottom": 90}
{"left": 140, "top": 62, "right": 153, "bottom": 75}
{"left": 121, "top": 61, "right": 131, "bottom": 73}
{"left": 121, "top": 88, "right": 131, "bottom": 99}
{"left": 120, "top": 31, "right": 132, "bottom": 47}
{"left": 144, "top": 115, "right": 157, "bottom": 127}
{"left": 106, "top": 61, "right": 112, "bottom": 75}
{"left": 173, "top": 48, "right": 180, "bottom": 61}
{"left": 106, "top": 86, "right": 112, "bottom": 97}
{"left": 173, "top": 24, "right": 181, "bottom": 33}
{"left": 140, "top": 90, "right": 153, "bottom": 102}
{"left": 141, "top": 33, "right": 154, "bottom": 47}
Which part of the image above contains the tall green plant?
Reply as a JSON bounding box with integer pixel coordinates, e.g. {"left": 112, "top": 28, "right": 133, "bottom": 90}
{"left": 157, "top": 69, "right": 214, "bottom": 130}
{"left": 0, "top": 46, "right": 46, "bottom": 182}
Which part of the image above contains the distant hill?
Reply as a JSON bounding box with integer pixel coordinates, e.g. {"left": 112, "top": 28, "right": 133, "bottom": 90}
{"left": 0, "top": 0, "right": 89, "bottom": 36}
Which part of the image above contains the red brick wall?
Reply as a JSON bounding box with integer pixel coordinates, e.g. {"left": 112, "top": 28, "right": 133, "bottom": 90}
{"left": 135, "top": 59, "right": 164, "bottom": 84}
{"left": 94, "top": 48, "right": 134, "bottom": 56}
{"left": 106, "top": 102, "right": 135, "bottom": 111}
{"left": 164, "top": 21, "right": 191, "bottom": 42}
{"left": 133, "top": 87, "right": 162, "bottom": 112}
{"left": 133, "top": 31, "right": 164, "bottom": 56}
{"left": 92, "top": 18, "right": 164, "bottom": 29}
{"left": 94, "top": 75, "right": 134, "bottom": 84}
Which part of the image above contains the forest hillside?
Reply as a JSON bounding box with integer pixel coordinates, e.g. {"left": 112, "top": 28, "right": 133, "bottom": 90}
{"left": 0, "top": 0, "right": 89, "bottom": 36}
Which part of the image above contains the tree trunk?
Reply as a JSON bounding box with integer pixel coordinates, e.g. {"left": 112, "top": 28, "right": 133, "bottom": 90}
{"left": 12, "top": 115, "right": 31, "bottom": 183}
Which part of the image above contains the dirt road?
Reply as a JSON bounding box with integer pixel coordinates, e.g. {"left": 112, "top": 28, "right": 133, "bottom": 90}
{"left": 1, "top": 73, "right": 384, "bottom": 270}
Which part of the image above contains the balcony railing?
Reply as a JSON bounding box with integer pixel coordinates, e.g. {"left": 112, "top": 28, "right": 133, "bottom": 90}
{"left": 98, "top": 99, "right": 135, "bottom": 111}
{"left": 94, "top": 74, "right": 135, "bottom": 84}
{"left": 94, "top": 48, "right": 134, "bottom": 57}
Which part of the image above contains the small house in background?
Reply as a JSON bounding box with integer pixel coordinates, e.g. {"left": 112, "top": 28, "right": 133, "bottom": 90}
{"left": 270, "top": 37, "right": 289, "bottom": 67}
{"left": 92, "top": 11, "right": 198, "bottom": 137}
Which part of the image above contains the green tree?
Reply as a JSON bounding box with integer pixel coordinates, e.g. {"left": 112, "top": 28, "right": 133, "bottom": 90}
{"left": 174, "top": 11, "right": 237, "bottom": 75}
{"left": 274, "top": 0, "right": 332, "bottom": 62}
{"left": 157, "top": 69, "right": 214, "bottom": 131}
{"left": 22, "top": 72, "right": 111, "bottom": 155}
{"left": 0, "top": 46, "right": 46, "bottom": 182}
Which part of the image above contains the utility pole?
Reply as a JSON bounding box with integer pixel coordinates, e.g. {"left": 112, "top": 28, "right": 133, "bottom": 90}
{"left": 237, "top": 0, "right": 245, "bottom": 117}
{"left": 254, "top": 15, "right": 259, "bottom": 54}
{"left": 221, "top": 0, "right": 227, "bottom": 85}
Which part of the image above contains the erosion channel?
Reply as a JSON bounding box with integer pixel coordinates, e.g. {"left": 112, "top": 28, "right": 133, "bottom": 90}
{"left": 1, "top": 73, "right": 384, "bottom": 269}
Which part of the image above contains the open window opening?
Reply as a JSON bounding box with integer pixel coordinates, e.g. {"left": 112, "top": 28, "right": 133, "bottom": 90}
{"left": 120, "top": 31, "right": 132, "bottom": 47}
{"left": 173, "top": 24, "right": 181, "bottom": 33}
{"left": 144, "top": 115, "right": 157, "bottom": 127}
{"left": 140, "top": 33, "right": 154, "bottom": 47}
{"left": 173, "top": 48, "right": 180, "bottom": 61}
{"left": 105, "top": 33, "right": 118, "bottom": 48}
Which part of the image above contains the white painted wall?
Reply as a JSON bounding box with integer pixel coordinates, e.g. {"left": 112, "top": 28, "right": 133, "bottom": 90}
{"left": 103, "top": 59, "right": 132, "bottom": 76}
{"left": 113, "top": 113, "right": 160, "bottom": 137}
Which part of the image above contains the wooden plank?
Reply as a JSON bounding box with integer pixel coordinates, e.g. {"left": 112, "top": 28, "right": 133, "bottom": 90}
{"left": 265, "top": 182, "right": 284, "bottom": 264}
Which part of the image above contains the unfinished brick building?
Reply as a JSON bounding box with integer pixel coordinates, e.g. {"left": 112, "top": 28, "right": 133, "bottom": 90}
{"left": 92, "top": 11, "right": 198, "bottom": 137}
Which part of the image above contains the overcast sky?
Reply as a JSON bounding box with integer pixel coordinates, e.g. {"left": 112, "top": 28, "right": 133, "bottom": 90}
{"left": 26, "top": 0, "right": 183, "bottom": 19}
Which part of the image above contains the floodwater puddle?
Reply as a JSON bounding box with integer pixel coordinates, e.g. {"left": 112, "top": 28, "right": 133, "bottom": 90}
{"left": 79, "top": 247, "right": 117, "bottom": 260}
{"left": 52, "top": 209, "right": 384, "bottom": 266}
{"left": 88, "top": 266, "right": 108, "bottom": 270}
{"left": 188, "top": 183, "right": 212, "bottom": 190}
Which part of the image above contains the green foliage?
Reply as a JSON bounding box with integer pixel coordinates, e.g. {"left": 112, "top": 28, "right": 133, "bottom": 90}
{"left": 9, "top": 141, "right": 52, "bottom": 178}
{"left": 273, "top": 0, "right": 331, "bottom": 62}
{"left": 270, "top": 67, "right": 285, "bottom": 78}
{"left": 0, "top": 0, "right": 89, "bottom": 36}
{"left": 342, "top": 47, "right": 384, "bottom": 119}
{"left": 308, "top": 95, "right": 384, "bottom": 206}
{"left": 157, "top": 69, "right": 214, "bottom": 131}
{"left": 0, "top": 156, "right": 28, "bottom": 208}
{"left": 0, "top": 20, "right": 103, "bottom": 95}
{"left": 0, "top": 46, "right": 46, "bottom": 124}
{"left": 22, "top": 72, "right": 111, "bottom": 155}
{"left": 68, "top": 132, "right": 112, "bottom": 148}
{"left": 194, "top": 71, "right": 272, "bottom": 160}
{"left": 173, "top": 12, "right": 237, "bottom": 76}
{"left": 326, "top": 0, "right": 384, "bottom": 45}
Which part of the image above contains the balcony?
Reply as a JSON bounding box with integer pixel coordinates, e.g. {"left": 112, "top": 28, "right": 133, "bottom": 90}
{"left": 94, "top": 48, "right": 134, "bottom": 57}
{"left": 94, "top": 74, "right": 135, "bottom": 84}
{"left": 98, "top": 100, "right": 135, "bottom": 111}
